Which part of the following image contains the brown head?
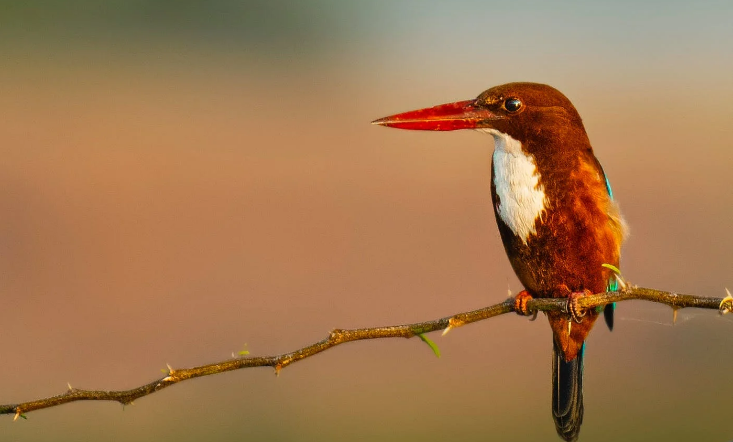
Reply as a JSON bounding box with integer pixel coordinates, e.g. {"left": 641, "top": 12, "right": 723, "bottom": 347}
{"left": 372, "top": 82, "right": 592, "bottom": 159}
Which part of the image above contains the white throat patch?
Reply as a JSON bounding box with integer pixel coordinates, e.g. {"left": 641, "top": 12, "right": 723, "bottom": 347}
{"left": 480, "top": 129, "right": 547, "bottom": 244}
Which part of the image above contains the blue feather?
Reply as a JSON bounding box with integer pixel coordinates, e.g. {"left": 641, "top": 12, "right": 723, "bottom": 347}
{"left": 604, "top": 174, "right": 614, "bottom": 200}
{"left": 600, "top": 164, "right": 618, "bottom": 329}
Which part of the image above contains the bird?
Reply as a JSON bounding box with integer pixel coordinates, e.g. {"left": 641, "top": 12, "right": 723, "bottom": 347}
{"left": 372, "top": 82, "right": 627, "bottom": 441}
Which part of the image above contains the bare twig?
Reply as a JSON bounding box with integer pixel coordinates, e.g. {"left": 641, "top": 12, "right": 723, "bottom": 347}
{"left": 2, "top": 286, "right": 730, "bottom": 419}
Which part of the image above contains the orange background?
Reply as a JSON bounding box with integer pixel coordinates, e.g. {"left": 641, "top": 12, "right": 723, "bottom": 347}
{"left": 0, "top": 2, "right": 731, "bottom": 441}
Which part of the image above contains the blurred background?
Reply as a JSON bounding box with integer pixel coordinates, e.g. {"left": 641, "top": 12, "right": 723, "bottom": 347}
{"left": 0, "top": 1, "right": 731, "bottom": 441}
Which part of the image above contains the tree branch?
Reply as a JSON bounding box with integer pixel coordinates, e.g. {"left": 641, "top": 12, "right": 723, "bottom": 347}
{"left": 2, "top": 286, "right": 730, "bottom": 419}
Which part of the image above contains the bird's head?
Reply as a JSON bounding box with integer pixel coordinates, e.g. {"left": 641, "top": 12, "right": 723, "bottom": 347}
{"left": 372, "top": 82, "right": 589, "bottom": 153}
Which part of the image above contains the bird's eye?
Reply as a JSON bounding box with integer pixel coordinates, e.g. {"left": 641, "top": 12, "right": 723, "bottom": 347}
{"left": 504, "top": 98, "right": 522, "bottom": 113}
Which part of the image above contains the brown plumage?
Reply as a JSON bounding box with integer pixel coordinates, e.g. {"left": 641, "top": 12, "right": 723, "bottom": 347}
{"left": 373, "top": 82, "right": 627, "bottom": 441}
{"left": 481, "top": 83, "right": 627, "bottom": 361}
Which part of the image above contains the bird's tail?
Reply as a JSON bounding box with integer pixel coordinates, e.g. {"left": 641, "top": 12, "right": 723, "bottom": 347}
{"left": 552, "top": 340, "right": 584, "bottom": 442}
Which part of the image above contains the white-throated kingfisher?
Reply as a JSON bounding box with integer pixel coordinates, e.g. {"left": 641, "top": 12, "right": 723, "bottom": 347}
{"left": 372, "top": 82, "right": 627, "bottom": 441}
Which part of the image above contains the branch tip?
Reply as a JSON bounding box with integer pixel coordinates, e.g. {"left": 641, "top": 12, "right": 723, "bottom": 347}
{"left": 720, "top": 288, "right": 732, "bottom": 315}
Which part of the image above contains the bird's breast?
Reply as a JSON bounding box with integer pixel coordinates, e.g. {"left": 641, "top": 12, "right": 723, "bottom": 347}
{"left": 489, "top": 137, "right": 625, "bottom": 297}
{"left": 487, "top": 130, "right": 548, "bottom": 245}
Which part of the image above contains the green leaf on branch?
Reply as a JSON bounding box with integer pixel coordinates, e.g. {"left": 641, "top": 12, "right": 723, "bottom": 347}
{"left": 417, "top": 334, "right": 441, "bottom": 358}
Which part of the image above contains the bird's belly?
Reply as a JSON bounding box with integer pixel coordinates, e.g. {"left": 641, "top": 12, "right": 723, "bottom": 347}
{"left": 503, "top": 207, "right": 619, "bottom": 297}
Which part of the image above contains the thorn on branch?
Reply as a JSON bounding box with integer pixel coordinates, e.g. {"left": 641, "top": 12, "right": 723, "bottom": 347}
{"left": 442, "top": 317, "right": 465, "bottom": 336}
{"left": 162, "top": 364, "right": 176, "bottom": 382}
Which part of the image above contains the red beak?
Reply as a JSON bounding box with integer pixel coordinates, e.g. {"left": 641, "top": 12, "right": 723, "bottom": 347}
{"left": 371, "top": 100, "right": 496, "bottom": 131}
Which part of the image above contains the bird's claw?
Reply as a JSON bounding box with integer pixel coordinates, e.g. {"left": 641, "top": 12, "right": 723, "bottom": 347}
{"left": 568, "top": 290, "right": 591, "bottom": 323}
{"left": 514, "top": 290, "right": 534, "bottom": 317}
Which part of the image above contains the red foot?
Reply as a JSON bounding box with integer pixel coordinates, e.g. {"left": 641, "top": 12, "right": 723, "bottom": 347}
{"left": 514, "top": 290, "right": 534, "bottom": 316}
{"left": 568, "top": 289, "right": 593, "bottom": 323}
